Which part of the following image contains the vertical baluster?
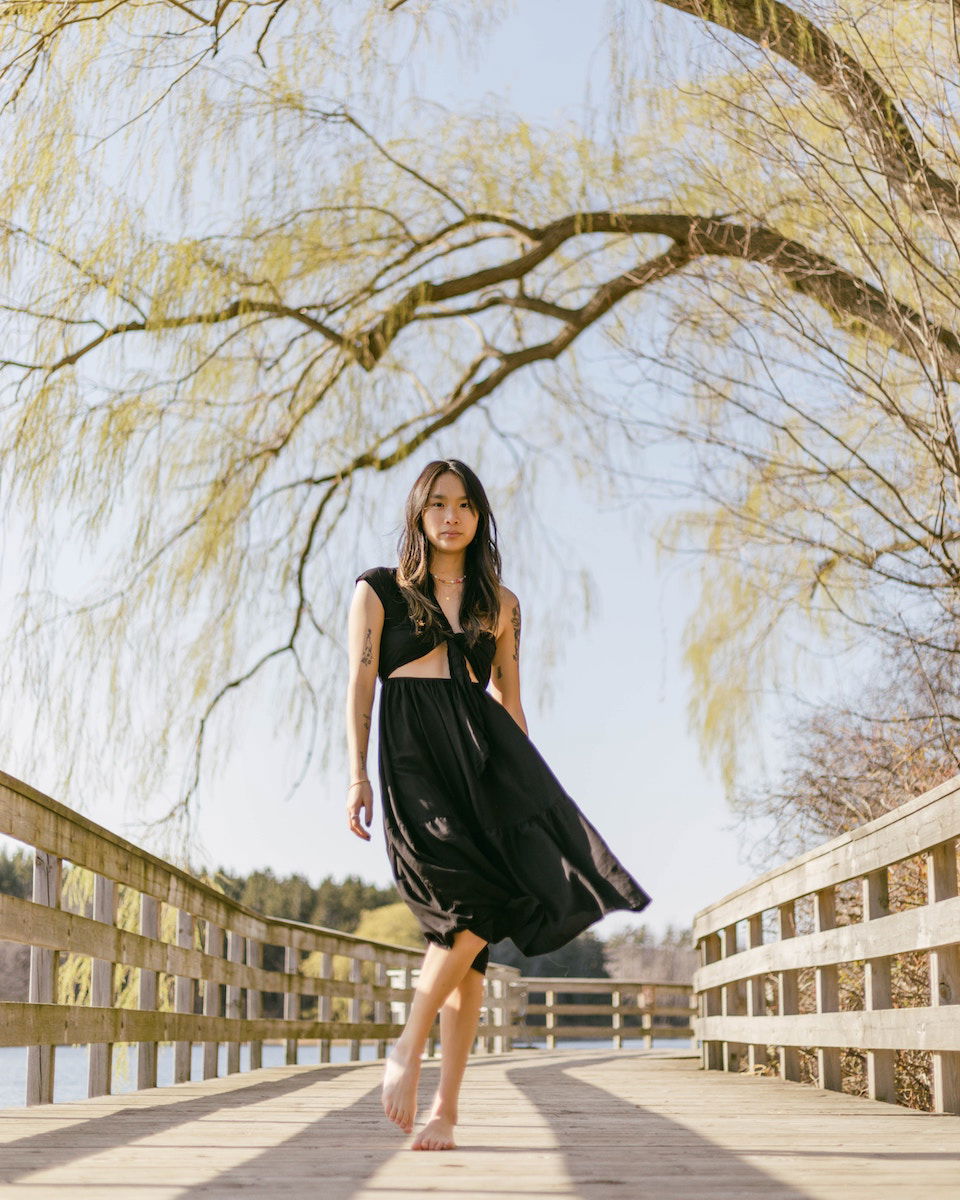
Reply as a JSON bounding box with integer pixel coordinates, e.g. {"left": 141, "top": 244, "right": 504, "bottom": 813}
{"left": 137, "top": 894, "right": 159, "bottom": 1089}
{"left": 26, "top": 851, "right": 61, "bottom": 1106}
{"left": 492, "top": 975, "right": 505, "bottom": 1054}
{"left": 641, "top": 985, "right": 654, "bottom": 1050}
{"left": 348, "top": 957, "right": 362, "bottom": 1061}
{"left": 745, "top": 914, "right": 766, "bottom": 1072}
{"left": 284, "top": 945, "right": 300, "bottom": 1065}
{"left": 700, "top": 931, "right": 722, "bottom": 1070}
{"left": 862, "top": 868, "right": 895, "bottom": 1103}
{"left": 927, "top": 839, "right": 960, "bottom": 1114}
{"left": 226, "top": 931, "right": 243, "bottom": 1074}
{"left": 611, "top": 987, "right": 622, "bottom": 1050}
{"left": 720, "top": 922, "right": 746, "bottom": 1071}
{"left": 545, "top": 988, "right": 556, "bottom": 1051}
{"left": 173, "top": 911, "right": 195, "bottom": 1084}
{"left": 814, "top": 887, "right": 841, "bottom": 1091}
{"left": 245, "top": 937, "right": 262, "bottom": 1071}
{"left": 88, "top": 874, "right": 117, "bottom": 1097}
{"left": 318, "top": 952, "right": 332, "bottom": 1063}
{"left": 375, "top": 961, "right": 388, "bottom": 1059}
{"left": 777, "top": 901, "right": 801, "bottom": 1081}
{"left": 203, "top": 921, "right": 222, "bottom": 1080}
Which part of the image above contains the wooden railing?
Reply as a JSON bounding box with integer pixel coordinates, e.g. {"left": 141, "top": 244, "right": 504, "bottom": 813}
{"left": 0, "top": 769, "right": 519, "bottom": 1106}
{"left": 513, "top": 978, "right": 694, "bottom": 1047}
{"left": 692, "top": 774, "right": 960, "bottom": 1114}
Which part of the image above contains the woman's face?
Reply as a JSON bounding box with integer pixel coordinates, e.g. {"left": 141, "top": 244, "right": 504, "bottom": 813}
{"left": 421, "top": 470, "right": 480, "bottom": 555}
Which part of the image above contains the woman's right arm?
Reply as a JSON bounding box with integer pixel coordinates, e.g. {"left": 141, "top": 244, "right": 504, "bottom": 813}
{"left": 345, "top": 580, "right": 384, "bottom": 841}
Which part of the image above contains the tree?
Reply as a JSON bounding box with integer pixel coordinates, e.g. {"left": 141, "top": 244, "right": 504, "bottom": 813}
{"left": 1, "top": 0, "right": 958, "bottom": 819}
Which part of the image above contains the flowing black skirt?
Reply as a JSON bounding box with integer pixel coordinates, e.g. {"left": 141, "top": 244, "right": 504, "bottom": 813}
{"left": 377, "top": 674, "right": 651, "bottom": 974}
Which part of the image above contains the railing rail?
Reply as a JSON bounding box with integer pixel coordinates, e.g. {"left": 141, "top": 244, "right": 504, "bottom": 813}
{"left": 0, "top": 768, "right": 518, "bottom": 1105}
{"left": 692, "top": 773, "right": 960, "bottom": 1114}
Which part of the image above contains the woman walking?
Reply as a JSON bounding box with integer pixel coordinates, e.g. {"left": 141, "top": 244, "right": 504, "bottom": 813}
{"left": 345, "top": 458, "right": 651, "bottom": 1151}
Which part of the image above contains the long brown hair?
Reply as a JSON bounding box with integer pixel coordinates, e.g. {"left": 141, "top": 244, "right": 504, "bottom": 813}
{"left": 396, "top": 459, "right": 501, "bottom": 645}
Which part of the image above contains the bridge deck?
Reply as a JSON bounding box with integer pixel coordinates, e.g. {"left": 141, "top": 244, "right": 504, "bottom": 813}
{"left": 0, "top": 1048, "right": 955, "bottom": 1199}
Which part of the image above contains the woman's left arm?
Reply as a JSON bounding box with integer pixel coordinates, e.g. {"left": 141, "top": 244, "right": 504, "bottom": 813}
{"left": 489, "top": 585, "right": 528, "bottom": 735}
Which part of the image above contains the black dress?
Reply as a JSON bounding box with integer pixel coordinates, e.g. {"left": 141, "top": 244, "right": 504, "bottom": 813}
{"left": 356, "top": 567, "right": 651, "bottom": 975}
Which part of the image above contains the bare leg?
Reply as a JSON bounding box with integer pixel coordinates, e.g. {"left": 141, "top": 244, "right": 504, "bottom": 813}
{"left": 412, "top": 965, "right": 484, "bottom": 1150}
{"left": 382, "top": 930, "right": 486, "bottom": 1133}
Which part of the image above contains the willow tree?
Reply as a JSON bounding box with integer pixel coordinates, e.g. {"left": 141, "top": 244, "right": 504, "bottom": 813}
{"left": 0, "top": 0, "right": 958, "bottom": 826}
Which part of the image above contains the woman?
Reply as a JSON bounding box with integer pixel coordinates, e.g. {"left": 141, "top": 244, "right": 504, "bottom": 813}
{"left": 346, "top": 458, "right": 650, "bottom": 1151}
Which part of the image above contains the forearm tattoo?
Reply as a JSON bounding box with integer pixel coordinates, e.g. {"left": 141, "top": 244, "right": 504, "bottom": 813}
{"left": 362, "top": 712, "right": 370, "bottom": 734}
{"left": 361, "top": 628, "right": 373, "bottom": 666}
{"left": 511, "top": 604, "right": 520, "bottom": 662}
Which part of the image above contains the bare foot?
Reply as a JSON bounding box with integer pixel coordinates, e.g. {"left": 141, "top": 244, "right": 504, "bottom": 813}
{"left": 411, "top": 1112, "right": 457, "bottom": 1151}
{"left": 381, "top": 1047, "right": 420, "bottom": 1133}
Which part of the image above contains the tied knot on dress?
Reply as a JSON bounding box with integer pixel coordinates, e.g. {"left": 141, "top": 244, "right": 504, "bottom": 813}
{"left": 438, "top": 628, "right": 490, "bottom": 775}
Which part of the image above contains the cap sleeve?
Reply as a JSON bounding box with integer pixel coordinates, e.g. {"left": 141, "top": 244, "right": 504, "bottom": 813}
{"left": 355, "top": 566, "right": 396, "bottom": 611}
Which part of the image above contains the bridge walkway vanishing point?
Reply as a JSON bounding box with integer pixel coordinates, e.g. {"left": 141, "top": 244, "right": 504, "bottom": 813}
{"left": 0, "top": 1047, "right": 957, "bottom": 1199}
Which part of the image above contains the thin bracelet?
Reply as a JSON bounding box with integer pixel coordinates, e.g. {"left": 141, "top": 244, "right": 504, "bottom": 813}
{"left": 348, "top": 779, "right": 370, "bottom": 789}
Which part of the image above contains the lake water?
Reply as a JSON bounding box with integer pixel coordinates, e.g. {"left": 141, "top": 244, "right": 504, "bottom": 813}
{"left": 0, "top": 1038, "right": 692, "bottom": 1109}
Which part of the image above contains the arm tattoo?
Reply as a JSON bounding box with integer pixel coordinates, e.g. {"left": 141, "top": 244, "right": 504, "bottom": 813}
{"left": 362, "top": 712, "right": 370, "bottom": 733}
{"left": 361, "top": 628, "right": 373, "bottom": 666}
{"left": 496, "top": 665, "right": 503, "bottom": 681}
{"left": 511, "top": 604, "right": 520, "bottom": 662}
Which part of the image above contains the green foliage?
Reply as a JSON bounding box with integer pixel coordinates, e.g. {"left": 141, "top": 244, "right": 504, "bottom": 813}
{"left": 211, "top": 867, "right": 397, "bottom": 931}
{"left": 0, "top": 847, "right": 32, "bottom": 898}
{"left": 352, "top": 901, "right": 424, "bottom": 948}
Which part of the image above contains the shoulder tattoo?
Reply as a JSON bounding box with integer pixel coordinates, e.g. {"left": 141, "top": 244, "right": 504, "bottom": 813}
{"left": 361, "top": 628, "right": 373, "bottom": 666}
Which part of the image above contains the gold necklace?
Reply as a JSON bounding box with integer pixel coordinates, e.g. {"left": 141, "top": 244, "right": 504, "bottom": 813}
{"left": 431, "top": 572, "right": 465, "bottom": 584}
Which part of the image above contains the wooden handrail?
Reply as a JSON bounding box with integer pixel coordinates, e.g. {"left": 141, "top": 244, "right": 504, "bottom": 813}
{"left": 692, "top": 773, "right": 960, "bottom": 1114}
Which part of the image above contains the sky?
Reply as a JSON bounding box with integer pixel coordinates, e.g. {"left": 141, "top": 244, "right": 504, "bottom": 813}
{"left": 1, "top": 0, "right": 777, "bottom": 942}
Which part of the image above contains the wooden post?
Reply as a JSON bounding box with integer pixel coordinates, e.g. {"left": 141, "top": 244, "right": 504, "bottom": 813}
{"left": 88, "top": 873, "right": 117, "bottom": 1097}
{"left": 777, "top": 901, "right": 801, "bottom": 1082}
{"left": 545, "top": 989, "right": 556, "bottom": 1051}
{"left": 745, "top": 914, "right": 766, "bottom": 1072}
{"left": 862, "top": 868, "right": 896, "bottom": 1103}
{"left": 203, "top": 921, "right": 222, "bottom": 1080}
{"left": 174, "top": 911, "right": 195, "bottom": 1084}
{"left": 720, "top": 922, "right": 746, "bottom": 1072}
{"left": 641, "top": 986, "right": 654, "bottom": 1050}
{"left": 226, "top": 930, "right": 243, "bottom": 1074}
{"left": 814, "top": 887, "right": 841, "bottom": 1092}
{"left": 284, "top": 945, "right": 300, "bottom": 1065}
{"left": 700, "top": 931, "right": 723, "bottom": 1070}
{"left": 245, "top": 938, "right": 263, "bottom": 1071}
{"left": 611, "top": 987, "right": 622, "bottom": 1050}
{"left": 348, "top": 957, "right": 363, "bottom": 1061}
{"left": 374, "top": 961, "right": 388, "bottom": 1059}
{"left": 927, "top": 839, "right": 960, "bottom": 1114}
{"left": 318, "top": 952, "right": 332, "bottom": 1063}
{"left": 26, "top": 851, "right": 61, "bottom": 1105}
{"left": 137, "top": 894, "right": 159, "bottom": 1089}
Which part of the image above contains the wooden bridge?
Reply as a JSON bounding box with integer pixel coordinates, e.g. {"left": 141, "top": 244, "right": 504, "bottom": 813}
{"left": 0, "top": 767, "right": 958, "bottom": 1198}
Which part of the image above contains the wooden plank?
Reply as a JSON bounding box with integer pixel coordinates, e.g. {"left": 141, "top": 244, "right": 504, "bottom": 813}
{"left": 694, "top": 892, "right": 960, "bottom": 988}
{"left": 815, "top": 886, "right": 841, "bottom": 1092}
{"left": 284, "top": 945, "right": 300, "bottom": 1066}
{"left": 202, "top": 921, "right": 222, "bottom": 1080}
{"left": 863, "top": 869, "right": 895, "bottom": 1103}
{"left": 777, "top": 902, "right": 801, "bottom": 1082}
{"left": 0, "top": 894, "right": 412, "bottom": 1002}
{"left": 348, "top": 957, "right": 362, "bottom": 1061}
{"left": 173, "top": 910, "right": 194, "bottom": 1084}
{"left": 927, "top": 838, "right": 960, "bottom": 1114}
{"left": 697, "top": 1005, "right": 960, "bottom": 1050}
{"left": 693, "top": 775, "right": 960, "bottom": 937}
{"left": 513, "top": 1023, "right": 693, "bottom": 1040}
{"left": 245, "top": 937, "right": 262, "bottom": 1071}
{"left": 745, "top": 912, "right": 766, "bottom": 1072}
{"left": 87, "top": 874, "right": 116, "bottom": 1098}
{"left": 0, "top": 1002, "right": 404, "bottom": 1046}
{"left": 225, "top": 930, "right": 243, "bottom": 1074}
{"left": 137, "top": 893, "right": 159, "bottom": 1089}
{"left": 316, "top": 950, "right": 332, "bottom": 1063}
{"left": 25, "top": 850, "right": 61, "bottom": 1106}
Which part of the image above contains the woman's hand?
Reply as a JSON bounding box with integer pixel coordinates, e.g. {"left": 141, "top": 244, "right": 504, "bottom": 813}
{"left": 347, "top": 780, "right": 374, "bottom": 840}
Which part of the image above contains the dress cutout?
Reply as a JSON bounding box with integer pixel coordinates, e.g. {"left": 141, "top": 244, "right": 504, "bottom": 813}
{"left": 356, "top": 566, "right": 651, "bottom": 975}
